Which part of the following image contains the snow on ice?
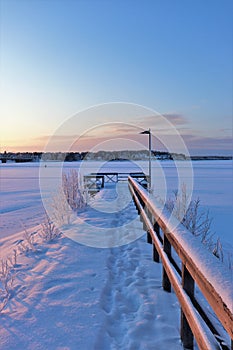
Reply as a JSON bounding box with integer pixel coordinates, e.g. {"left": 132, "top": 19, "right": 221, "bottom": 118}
{"left": 0, "top": 160, "right": 232, "bottom": 349}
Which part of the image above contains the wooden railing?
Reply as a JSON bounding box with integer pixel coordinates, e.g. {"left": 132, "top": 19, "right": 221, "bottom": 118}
{"left": 84, "top": 172, "right": 148, "bottom": 191}
{"left": 128, "top": 176, "right": 233, "bottom": 350}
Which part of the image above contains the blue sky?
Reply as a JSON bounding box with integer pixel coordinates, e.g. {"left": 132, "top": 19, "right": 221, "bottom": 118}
{"left": 1, "top": 0, "right": 232, "bottom": 155}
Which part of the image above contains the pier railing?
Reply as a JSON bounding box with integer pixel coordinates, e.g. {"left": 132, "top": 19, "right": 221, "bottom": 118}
{"left": 84, "top": 172, "right": 148, "bottom": 193}
{"left": 128, "top": 176, "right": 233, "bottom": 350}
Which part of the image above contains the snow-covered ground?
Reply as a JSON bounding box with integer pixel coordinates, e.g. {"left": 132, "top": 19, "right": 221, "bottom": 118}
{"left": 0, "top": 163, "right": 46, "bottom": 238}
{"left": 0, "top": 160, "right": 232, "bottom": 349}
{"left": 0, "top": 177, "right": 183, "bottom": 350}
{"left": 0, "top": 232, "right": 184, "bottom": 350}
{"left": 1, "top": 160, "right": 232, "bottom": 249}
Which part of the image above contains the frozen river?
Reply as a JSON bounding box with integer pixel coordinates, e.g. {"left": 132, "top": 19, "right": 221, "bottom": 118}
{"left": 0, "top": 160, "right": 232, "bottom": 253}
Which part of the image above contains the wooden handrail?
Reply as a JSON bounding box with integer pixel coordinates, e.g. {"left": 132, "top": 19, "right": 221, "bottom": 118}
{"left": 128, "top": 176, "right": 233, "bottom": 350}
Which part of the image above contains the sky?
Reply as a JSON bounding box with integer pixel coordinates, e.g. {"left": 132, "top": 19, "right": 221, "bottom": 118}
{"left": 0, "top": 0, "right": 232, "bottom": 155}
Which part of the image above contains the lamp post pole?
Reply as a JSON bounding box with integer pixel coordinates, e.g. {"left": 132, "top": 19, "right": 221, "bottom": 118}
{"left": 140, "top": 129, "right": 152, "bottom": 192}
{"left": 148, "top": 128, "right": 151, "bottom": 192}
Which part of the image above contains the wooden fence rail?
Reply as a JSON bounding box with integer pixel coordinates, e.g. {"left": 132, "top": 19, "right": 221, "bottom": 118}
{"left": 128, "top": 176, "right": 233, "bottom": 350}
{"left": 84, "top": 172, "right": 148, "bottom": 192}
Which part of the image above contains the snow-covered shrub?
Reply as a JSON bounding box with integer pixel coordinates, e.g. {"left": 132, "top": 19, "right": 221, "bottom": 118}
{"left": 39, "top": 215, "right": 60, "bottom": 242}
{"left": 165, "top": 185, "right": 224, "bottom": 263}
{"left": 49, "top": 187, "right": 73, "bottom": 226}
{"left": 7, "top": 249, "right": 18, "bottom": 268}
{"left": 47, "top": 170, "right": 89, "bottom": 227}
{"left": 212, "top": 237, "right": 223, "bottom": 262}
{"left": 0, "top": 259, "right": 15, "bottom": 312}
{"left": 165, "top": 184, "right": 190, "bottom": 223}
{"left": 62, "top": 169, "right": 90, "bottom": 210}
{"left": 17, "top": 226, "right": 37, "bottom": 253}
{"left": 17, "top": 241, "right": 30, "bottom": 254}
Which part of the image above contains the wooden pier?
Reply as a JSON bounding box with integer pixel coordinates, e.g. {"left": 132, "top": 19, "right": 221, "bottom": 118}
{"left": 84, "top": 172, "right": 148, "bottom": 194}
{"left": 83, "top": 171, "right": 232, "bottom": 349}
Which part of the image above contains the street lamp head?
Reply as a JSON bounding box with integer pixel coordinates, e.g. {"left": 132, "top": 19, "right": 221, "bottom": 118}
{"left": 138, "top": 128, "right": 152, "bottom": 192}
{"left": 139, "top": 129, "right": 150, "bottom": 134}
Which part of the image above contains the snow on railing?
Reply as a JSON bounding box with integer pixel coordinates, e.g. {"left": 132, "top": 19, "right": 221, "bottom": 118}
{"left": 128, "top": 176, "right": 233, "bottom": 350}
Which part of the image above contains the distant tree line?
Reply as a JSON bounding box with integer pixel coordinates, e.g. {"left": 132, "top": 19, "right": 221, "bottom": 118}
{"left": 1, "top": 151, "right": 232, "bottom": 163}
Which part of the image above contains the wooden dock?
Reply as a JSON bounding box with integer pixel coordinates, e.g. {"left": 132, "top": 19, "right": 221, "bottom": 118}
{"left": 84, "top": 172, "right": 148, "bottom": 194}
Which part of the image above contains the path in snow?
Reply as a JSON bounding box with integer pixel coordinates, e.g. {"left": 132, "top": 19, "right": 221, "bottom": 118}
{"left": 0, "top": 181, "right": 183, "bottom": 349}
{"left": 63, "top": 182, "right": 146, "bottom": 248}
{"left": 94, "top": 240, "right": 182, "bottom": 350}
{"left": 81, "top": 182, "right": 182, "bottom": 349}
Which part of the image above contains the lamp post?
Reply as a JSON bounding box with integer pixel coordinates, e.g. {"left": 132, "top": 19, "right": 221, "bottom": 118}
{"left": 140, "top": 129, "right": 151, "bottom": 192}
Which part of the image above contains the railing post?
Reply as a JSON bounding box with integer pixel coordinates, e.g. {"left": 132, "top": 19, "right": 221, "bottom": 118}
{"left": 163, "top": 233, "right": 171, "bottom": 292}
{"left": 181, "top": 264, "right": 195, "bottom": 350}
{"left": 142, "top": 207, "right": 147, "bottom": 230}
{"left": 153, "top": 221, "right": 160, "bottom": 262}
{"left": 147, "top": 231, "right": 152, "bottom": 244}
{"left": 139, "top": 195, "right": 145, "bottom": 222}
{"left": 147, "top": 210, "right": 152, "bottom": 244}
